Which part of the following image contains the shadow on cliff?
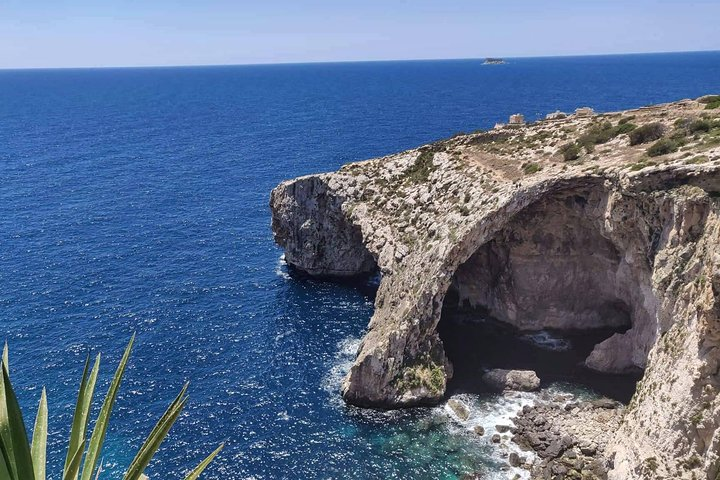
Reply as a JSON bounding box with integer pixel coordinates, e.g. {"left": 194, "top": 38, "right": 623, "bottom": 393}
{"left": 438, "top": 295, "right": 643, "bottom": 403}
{"left": 285, "top": 263, "right": 381, "bottom": 300}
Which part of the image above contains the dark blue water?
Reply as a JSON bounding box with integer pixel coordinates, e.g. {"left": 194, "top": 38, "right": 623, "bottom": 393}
{"left": 1, "top": 52, "right": 719, "bottom": 479}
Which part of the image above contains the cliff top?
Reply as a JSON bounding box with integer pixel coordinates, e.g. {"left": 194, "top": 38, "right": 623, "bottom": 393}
{"left": 340, "top": 95, "right": 720, "bottom": 184}
{"left": 312, "top": 96, "right": 720, "bottom": 273}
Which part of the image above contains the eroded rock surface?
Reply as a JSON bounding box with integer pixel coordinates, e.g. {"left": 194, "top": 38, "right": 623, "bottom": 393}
{"left": 483, "top": 369, "right": 541, "bottom": 392}
{"left": 270, "top": 97, "right": 720, "bottom": 478}
{"left": 512, "top": 400, "right": 625, "bottom": 479}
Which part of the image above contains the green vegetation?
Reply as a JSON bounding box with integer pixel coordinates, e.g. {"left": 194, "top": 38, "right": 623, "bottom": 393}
{"left": 629, "top": 122, "right": 666, "bottom": 145}
{"left": 675, "top": 118, "right": 712, "bottom": 135}
{"left": 577, "top": 120, "right": 635, "bottom": 150}
{"left": 688, "top": 119, "right": 711, "bottom": 133}
{"left": 469, "top": 131, "right": 510, "bottom": 146}
{"left": 647, "top": 138, "right": 679, "bottom": 157}
{"left": 522, "top": 162, "right": 541, "bottom": 174}
{"left": 559, "top": 142, "right": 581, "bottom": 161}
{"left": 395, "top": 361, "right": 445, "bottom": 395}
{"left": 558, "top": 120, "right": 637, "bottom": 160}
{"left": 690, "top": 411, "right": 704, "bottom": 425}
{"left": 628, "top": 160, "right": 657, "bottom": 171}
{"left": 644, "top": 457, "right": 659, "bottom": 473}
{"left": 614, "top": 121, "right": 638, "bottom": 135}
{"left": 0, "top": 337, "right": 222, "bottom": 480}
{"left": 682, "top": 455, "right": 703, "bottom": 470}
{"left": 699, "top": 95, "right": 720, "bottom": 110}
{"left": 685, "top": 155, "right": 709, "bottom": 165}
{"left": 404, "top": 149, "right": 437, "bottom": 184}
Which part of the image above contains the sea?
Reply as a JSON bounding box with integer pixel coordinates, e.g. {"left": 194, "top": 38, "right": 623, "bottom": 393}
{"left": 1, "top": 51, "right": 719, "bottom": 479}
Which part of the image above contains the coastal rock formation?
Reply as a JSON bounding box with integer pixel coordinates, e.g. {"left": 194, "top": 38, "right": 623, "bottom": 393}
{"left": 270, "top": 97, "right": 720, "bottom": 478}
{"left": 512, "top": 400, "right": 625, "bottom": 478}
{"left": 270, "top": 176, "right": 377, "bottom": 277}
{"left": 482, "top": 369, "right": 541, "bottom": 392}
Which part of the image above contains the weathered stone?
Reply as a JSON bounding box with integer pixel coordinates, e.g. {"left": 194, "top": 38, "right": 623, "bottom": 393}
{"left": 483, "top": 369, "right": 541, "bottom": 392}
{"left": 590, "top": 398, "right": 620, "bottom": 409}
{"left": 270, "top": 97, "right": 720, "bottom": 479}
{"left": 447, "top": 398, "right": 470, "bottom": 421}
{"left": 509, "top": 452, "right": 522, "bottom": 467}
{"left": 580, "top": 443, "right": 597, "bottom": 456}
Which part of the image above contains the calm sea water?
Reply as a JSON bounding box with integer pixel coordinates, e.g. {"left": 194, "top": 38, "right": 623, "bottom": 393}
{"left": 1, "top": 52, "right": 719, "bottom": 479}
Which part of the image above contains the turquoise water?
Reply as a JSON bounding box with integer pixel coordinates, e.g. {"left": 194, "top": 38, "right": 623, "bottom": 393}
{"left": 1, "top": 52, "right": 719, "bottom": 479}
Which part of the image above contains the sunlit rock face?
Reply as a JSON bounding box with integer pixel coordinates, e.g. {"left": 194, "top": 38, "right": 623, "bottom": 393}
{"left": 451, "top": 191, "right": 638, "bottom": 331}
{"left": 270, "top": 175, "right": 377, "bottom": 278}
{"left": 271, "top": 97, "right": 720, "bottom": 479}
{"left": 448, "top": 187, "right": 658, "bottom": 374}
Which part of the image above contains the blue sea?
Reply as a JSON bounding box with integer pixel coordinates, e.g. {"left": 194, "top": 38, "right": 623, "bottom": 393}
{"left": 1, "top": 51, "right": 719, "bottom": 479}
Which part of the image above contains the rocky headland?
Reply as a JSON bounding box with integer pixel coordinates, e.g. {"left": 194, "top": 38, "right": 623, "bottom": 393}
{"left": 270, "top": 96, "right": 720, "bottom": 479}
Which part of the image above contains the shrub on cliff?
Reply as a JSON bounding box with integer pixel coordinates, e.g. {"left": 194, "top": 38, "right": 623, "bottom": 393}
{"left": 404, "top": 149, "right": 437, "bottom": 183}
{"left": 577, "top": 121, "right": 636, "bottom": 152}
{"left": 647, "top": 138, "right": 678, "bottom": 157}
{"left": 613, "top": 121, "right": 637, "bottom": 135}
{"left": 674, "top": 118, "right": 711, "bottom": 135}
{"left": 578, "top": 121, "right": 615, "bottom": 148}
{"left": 0, "top": 336, "right": 222, "bottom": 480}
{"left": 629, "top": 122, "right": 666, "bottom": 145}
{"left": 559, "top": 142, "right": 581, "bottom": 161}
{"left": 522, "top": 162, "right": 541, "bottom": 174}
{"left": 698, "top": 95, "right": 720, "bottom": 110}
{"left": 687, "top": 119, "right": 711, "bottom": 134}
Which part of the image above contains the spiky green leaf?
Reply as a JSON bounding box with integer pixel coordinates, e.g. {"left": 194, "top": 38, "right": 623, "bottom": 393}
{"left": 0, "top": 363, "right": 35, "bottom": 480}
{"left": 0, "top": 435, "right": 15, "bottom": 480}
{"left": 2, "top": 343, "right": 7, "bottom": 376}
{"left": 31, "top": 388, "right": 47, "bottom": 480}
{"left": 64, "top": 354, "right": 100, "bottom": 480}
{"left": 92, "top": 460, "right": 103, "bottom": 480}
{"left": 0, "top": 348, "right": 12, "bottom": 480}
{"left": 79, "top": 334, "right": 135, "bottom": 480}
{"left": 62, "top": 440, "right": 85, "bottom": 480}
{"left": 122, "top": 383, "right": 189, "bottom": 480}
{"left": 183, "top": 443, "right": 224, "bottom": 480}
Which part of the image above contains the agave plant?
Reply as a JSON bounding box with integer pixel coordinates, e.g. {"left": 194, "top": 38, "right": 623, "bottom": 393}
{"left": 0, "top": 335, "right": 223, "bottom": 480}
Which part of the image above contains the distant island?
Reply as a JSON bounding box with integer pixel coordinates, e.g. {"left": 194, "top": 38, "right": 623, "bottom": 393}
{"left": 483, "top": 57, "right": 506, "bottom": 65}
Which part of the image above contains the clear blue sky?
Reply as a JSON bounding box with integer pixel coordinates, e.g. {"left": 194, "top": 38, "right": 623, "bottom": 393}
{"left": 1, "top": 0, "right": 718, "bottom": 68}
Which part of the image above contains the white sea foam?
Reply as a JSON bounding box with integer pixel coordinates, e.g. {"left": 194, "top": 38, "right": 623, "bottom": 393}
{"left": 438, "top": 384, "right": 584, "bottom": 479}
{"left": 275, "top": 254, "right": 291, "bottom": 279}
{"left": 322, "top": 336, "right": 362, "bottom": 402}
{"left": 437, "top": 391, "right": 535, "bottom": 479}
{"left": 520, "top": 330, "right": 571, "bottom": 351}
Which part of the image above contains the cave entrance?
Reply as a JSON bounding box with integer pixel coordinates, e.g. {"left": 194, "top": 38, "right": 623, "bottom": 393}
{"left": 438, "top": 191, "right": 647, "bottom": 402}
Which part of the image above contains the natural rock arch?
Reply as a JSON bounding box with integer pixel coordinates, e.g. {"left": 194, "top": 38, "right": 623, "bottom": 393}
{"left": 270, "top": 98, "right": 720, "bottom": 478}
{"left": 442, "top": 185, "right": 658, "bottom": 375}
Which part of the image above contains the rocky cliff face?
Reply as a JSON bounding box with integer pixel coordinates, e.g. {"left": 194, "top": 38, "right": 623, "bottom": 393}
{"left": 270, "top": 98, "right": 720, "bottom": 479}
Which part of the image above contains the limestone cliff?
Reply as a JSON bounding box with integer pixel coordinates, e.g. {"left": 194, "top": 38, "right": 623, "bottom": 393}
{"left": 270, "top": 97, "right": 720, "bottom": 479}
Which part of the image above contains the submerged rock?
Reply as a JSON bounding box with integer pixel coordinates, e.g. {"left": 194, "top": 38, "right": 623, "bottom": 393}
{"left": 495, "top": 424, "right": 512, "bottom": 433}
{"left": 447, "top": 398, "right": 471, "bottom": 421}
{"left": 483, "top": 369, "right": 541, "bottom": 392}
{"left": 508, "top": 452, "right": 522, "bottom": 467}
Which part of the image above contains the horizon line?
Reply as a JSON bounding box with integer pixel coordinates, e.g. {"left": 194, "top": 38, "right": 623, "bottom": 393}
{"left": 1, "top": 48, "right": 719, "bottom": 72}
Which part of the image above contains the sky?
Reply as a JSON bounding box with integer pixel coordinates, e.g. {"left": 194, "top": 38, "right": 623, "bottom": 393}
{"left": 1, "top": 0, "right": 719, "bottom": 69}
